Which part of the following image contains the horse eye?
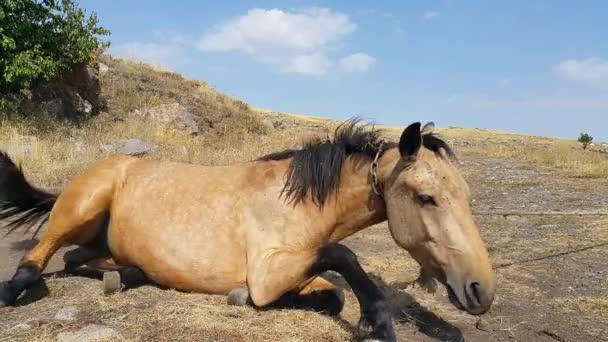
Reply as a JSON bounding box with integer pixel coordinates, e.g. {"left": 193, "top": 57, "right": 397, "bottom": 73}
{"left": 417, "top": 195, "right": 437, "bottom": 207}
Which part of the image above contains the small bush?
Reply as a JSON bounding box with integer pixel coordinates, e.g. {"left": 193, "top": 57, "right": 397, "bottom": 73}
{"left": 578, "top": 132, "right": 593, "bottom": 150}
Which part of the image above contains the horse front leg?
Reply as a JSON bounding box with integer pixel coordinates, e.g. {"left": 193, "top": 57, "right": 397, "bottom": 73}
{"left": 233, "top": 244, "right": 395, "bottom": 342}
{"left": 309, "top": 244, "right": 395, "bottom": 342}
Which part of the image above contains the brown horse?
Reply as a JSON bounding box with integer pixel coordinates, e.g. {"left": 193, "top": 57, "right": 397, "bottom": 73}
{"left": 0, "top": 120, "right": 495, "bottom": 341}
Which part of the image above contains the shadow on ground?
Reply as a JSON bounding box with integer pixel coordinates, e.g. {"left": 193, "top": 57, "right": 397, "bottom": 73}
{"left": 324, "top": 271, "right": 464, "bottom": 341}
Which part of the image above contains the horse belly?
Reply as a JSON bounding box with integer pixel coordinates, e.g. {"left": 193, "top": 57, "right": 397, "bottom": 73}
{"left": 108, "top": 205, "right": 247, "bottom": 294}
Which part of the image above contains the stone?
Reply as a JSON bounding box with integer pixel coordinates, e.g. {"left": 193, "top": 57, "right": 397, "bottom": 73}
{"left": 475, "top": 317, "right": 492, "bottom": 332}
{"left": 39, "top": 99, "right": 64, "bottom": 117}
{"left": 100, "top": 139, "right": 157, "bottom": 157}
{"left": 0, "top": 144, "right": 33, "bottom": 158}
{"left": 54, "top": 306, "right": 79, "bottom": 321}
{"left": 103, "top": 271, "right": 122, "bottom": 295}
{"left": 98, "top": 63, "right": 110, "bottom": 74}
{"left": 260, "top": 118, "right": 275, "bottom": 133}
{"left": 56, "top": 324, "right": 119, "bottom": 342}
{"left": 13, "top": 322, "right": 33, "bottom": 331}
{"left": 132, "top": 102, "right": 200, "bottom": 135}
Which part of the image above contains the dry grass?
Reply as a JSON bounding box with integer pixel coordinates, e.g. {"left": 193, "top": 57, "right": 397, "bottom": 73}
{"left": 0, "top": 277, "right": 351, "bottom": 342}
{"left": 440, "top": 127, "right": 608, "bottom": 178}
{"left": 0, "top": 115, "right": 310, "bottom": 190}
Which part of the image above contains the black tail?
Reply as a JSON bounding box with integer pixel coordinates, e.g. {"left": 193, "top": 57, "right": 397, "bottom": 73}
{"left": 0, "top": 151, "right": 57, "bottom": 238}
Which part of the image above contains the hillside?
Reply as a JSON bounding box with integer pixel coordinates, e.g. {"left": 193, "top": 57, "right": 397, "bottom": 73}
{"left": 1, "top": 58, "right": 608, "bottom": 342}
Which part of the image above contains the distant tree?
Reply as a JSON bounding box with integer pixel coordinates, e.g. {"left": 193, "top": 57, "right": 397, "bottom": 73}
{"left": 578, "top": 132, "right": 593, "bottom": 150}
{"left": 0, "top": 0, "right": 110, "bottom": 95}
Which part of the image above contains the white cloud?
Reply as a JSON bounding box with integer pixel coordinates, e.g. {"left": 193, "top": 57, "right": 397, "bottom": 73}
{"left": 423, "top": 11, "right": 439, "bottom": 20}
{"left": 109, "top": 33, "right": 191, "bottom": 71}
{"left": 285, "top": 53, "right": 332, "bottom": 76}
{"left": 109, "top": 42, "right": 189, "bottom": 71}
{"left": 197, "top": 8, "right": 361, "bottom": 76}
{"left": 338, "top": 53, "right": 376, "bottom": 72}
{"left": 554, "top": 58, "right": 608, "bottom": 83}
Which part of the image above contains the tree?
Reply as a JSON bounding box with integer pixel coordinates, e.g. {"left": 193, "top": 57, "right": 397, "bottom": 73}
{"left": 578, "top": 132, "right": 593, "bottom": 150}
{"left": 0, "top": 0, "right": 110, "bottom": 94}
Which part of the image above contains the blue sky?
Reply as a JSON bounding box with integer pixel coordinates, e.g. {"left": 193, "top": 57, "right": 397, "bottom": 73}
{"left": 81, "top": 0, "right": 608, "bottom": 141}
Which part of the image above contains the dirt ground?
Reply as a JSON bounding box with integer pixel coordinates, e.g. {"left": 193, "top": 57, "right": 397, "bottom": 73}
{"left": 1, "top": 146, "right": 607, "bottom": 341}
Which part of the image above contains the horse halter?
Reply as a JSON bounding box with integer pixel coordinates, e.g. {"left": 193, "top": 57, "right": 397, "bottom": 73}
{"left": 370, "top": 142, "right": 384, "bottom": 198}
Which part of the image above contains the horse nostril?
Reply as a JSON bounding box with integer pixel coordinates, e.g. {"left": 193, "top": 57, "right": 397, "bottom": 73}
{"left": 468, "top": 282, "right": 482, "bottom": 307}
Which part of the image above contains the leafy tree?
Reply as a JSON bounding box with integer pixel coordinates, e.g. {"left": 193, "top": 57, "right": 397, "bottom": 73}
{"left": 578, "top": 132, "right": 593, "bottom": 150}
{"left": 0, "top": 0, "right": 110, "bottom": 94}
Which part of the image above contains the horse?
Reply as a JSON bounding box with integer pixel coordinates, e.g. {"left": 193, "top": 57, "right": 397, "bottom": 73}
{"left": 0, "top": 120, "right": 495, "bottom": 341}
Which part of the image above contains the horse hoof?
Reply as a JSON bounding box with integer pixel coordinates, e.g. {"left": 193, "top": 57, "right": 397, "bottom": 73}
{"left": 103, "top": 271, "right": 122, "bottom": 295}
{"left": 317, "top": 288, "right": 345, "bottom": 316}
{"left": 357, "top": 301, "right": 396, "bottom": 342}
{"left": 227, "top": 287, "right": 250, "bottom": 306}
{"left": 0, "top": 281, "right": 15, "bottom": 308}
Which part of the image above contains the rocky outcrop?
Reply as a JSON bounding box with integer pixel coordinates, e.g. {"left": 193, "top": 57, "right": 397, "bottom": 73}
{"left": 100, "top": 139, "right": 157, "bottom": 156}
{"left": 20, "top": 62, "right": 105, "bottom": 120}
{"left": 131, "top": 102, "right": 200, "bottom": 135}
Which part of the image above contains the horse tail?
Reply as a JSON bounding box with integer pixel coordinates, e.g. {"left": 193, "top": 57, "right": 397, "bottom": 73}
{"left": 0, "top": 151, "right": 57, "bottom": 238}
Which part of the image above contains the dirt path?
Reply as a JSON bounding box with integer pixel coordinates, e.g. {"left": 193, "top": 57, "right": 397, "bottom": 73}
{"left": 1, "top": 152, "right": 607, "bottom": 341}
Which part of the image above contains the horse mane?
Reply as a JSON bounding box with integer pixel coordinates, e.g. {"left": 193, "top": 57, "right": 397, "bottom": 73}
{"left": 257, "top": 118, "right": 454, "bottom": 207}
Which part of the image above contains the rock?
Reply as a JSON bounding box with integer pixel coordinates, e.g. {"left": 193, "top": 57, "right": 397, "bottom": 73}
{"left": 64, "top": 91, "right": 93, "bottom": 117}
{"left": 54, "top": 306, "right": 79, "bottom": 321}
{"left": 98, "top": 63, "right": 110, "bottom": 74}
{"left": 39, "top": 99, "right": 64, "bottom": 117}
{"left": 132, "top": 102, "right": 200, "bottom": 135}
{"left": 100, "top": 139, "right": 157, "bottom": 157}
{"left": 475, "top": 317, "right": 492, "bottom": 332}
{"left": 260, "top": 118, "right": 275, "bottom": 133}
{"left": 0, "top": 144, "right": 33, "bottom": 158}
{"left": 29, "top": 63, "right": 104, "bottom": 119}
{"left": 56, "top": 324, "right": 119, "bottom": 342}
{"left": 103, "top": 271, "right": 122, "bottom": 295}
{"left": 12, "top": 323, "right": 32, "bottom": 331}
{"left": 99, "top": 144, "right": 115, "bottom": 154}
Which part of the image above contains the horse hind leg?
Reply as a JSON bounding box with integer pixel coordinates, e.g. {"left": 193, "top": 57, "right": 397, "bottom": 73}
{"left": 0, "top": 172, "right": 118, "bottom": 307}
{"left": 64, "top": 252, "right": 148, "bottom": 293}
{"left": 0, "top": 211, "right": 109, "bottom": 307}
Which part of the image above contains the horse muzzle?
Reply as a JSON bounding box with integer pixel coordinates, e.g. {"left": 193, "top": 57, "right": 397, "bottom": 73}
{"left": 445, "top": 278, "right": 494, "bottom": 315}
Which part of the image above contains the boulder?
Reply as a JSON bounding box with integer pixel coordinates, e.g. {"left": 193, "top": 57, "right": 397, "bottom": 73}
{"left": 38, "top": 99, "right": 64, "bottom": 117}
{"left": 56, "top": 324, "right": 119, "bottom": 342}
{"left": 54, "top": 306, "right": 79, "bottom": 321}
{"left": 101, "top": 139, "right": 157, "bottom": 156}
{"left": 259, "top": 118, "right": 275, "bottom": 133}
{"left": 26, "top": 63, "right": 104, "bottom": 120}
{"left": 98, "top": 63, "right": 110, "bottom": 74}
{"left": 132, "top": 102, "right": 200, "bottom": 135}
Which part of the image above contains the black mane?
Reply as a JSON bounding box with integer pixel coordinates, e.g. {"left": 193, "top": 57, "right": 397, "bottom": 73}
{"left": 258, "top": 119, "right": 454, "bottom": 207}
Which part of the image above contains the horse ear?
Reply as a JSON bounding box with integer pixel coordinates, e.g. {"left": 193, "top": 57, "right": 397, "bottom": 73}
{"left": 421, "top": 122, "right": 435, "bottom": 135}
{"left": 399, "top": 122, "right": 422, "bottom": 160}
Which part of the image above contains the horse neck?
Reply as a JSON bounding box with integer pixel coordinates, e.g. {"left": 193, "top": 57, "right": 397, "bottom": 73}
{"left": 326, "top": 150, "right": 399, "bottom": 242}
